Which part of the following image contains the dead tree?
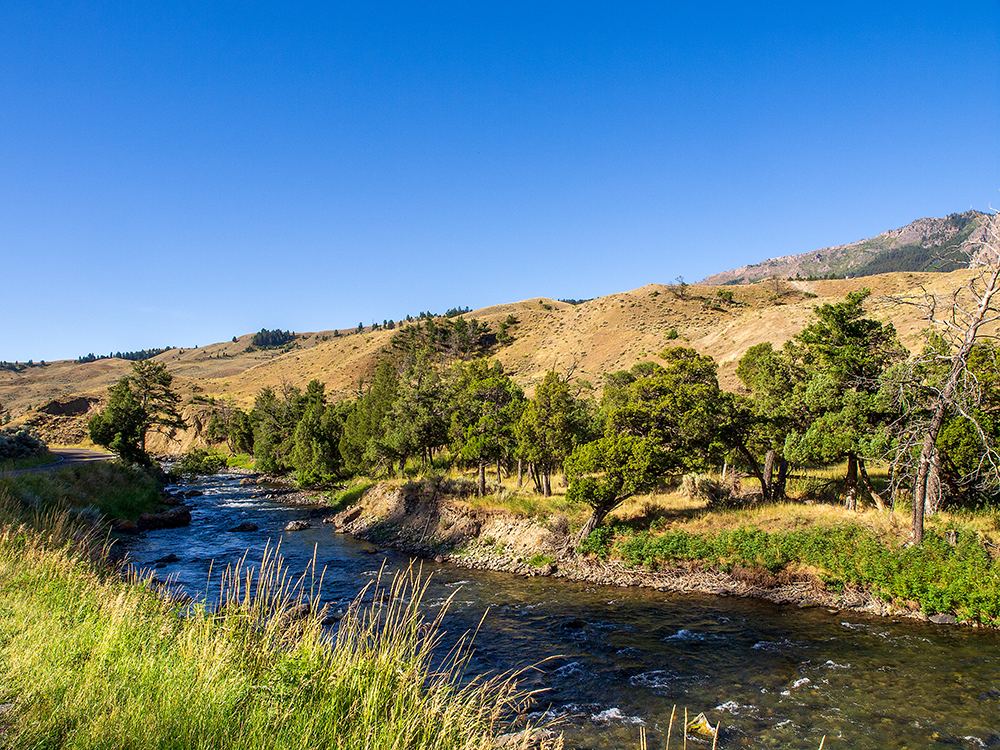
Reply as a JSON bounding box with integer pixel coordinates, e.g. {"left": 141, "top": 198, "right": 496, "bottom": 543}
{"left": 884, "top": 213, "right": 1000, "bottom": 543}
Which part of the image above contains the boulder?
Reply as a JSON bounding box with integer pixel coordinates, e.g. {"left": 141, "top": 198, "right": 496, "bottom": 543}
{"left": 228, "top": 521, "right": 258, "bottom": 533}
{"left": 110, "top": 519, "right": 140, "bottom": 535}
{"left": 284, "top": 520, "right": 311, "bottom": 532}
{"left": 155, "top": 553, "right": 181, "bottom": 564}
{"left": 929, "top": 613, "right": 958, "bottom": 625}
{"left": 137, "top": 507, "right": 192, "bottom": 531}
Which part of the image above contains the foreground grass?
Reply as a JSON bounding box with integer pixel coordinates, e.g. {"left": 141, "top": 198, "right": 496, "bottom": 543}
{"left": 0, "top": 485, "right": 544, "bottom": 750}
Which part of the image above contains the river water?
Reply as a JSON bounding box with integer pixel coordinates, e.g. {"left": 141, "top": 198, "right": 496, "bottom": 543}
{"left": 124, "top": 474, "right": 1000, "bottom": 749}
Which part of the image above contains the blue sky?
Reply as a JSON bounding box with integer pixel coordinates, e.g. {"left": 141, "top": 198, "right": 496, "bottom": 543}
{"left": 3, "top": 2, "right": 998, "bottom": 362}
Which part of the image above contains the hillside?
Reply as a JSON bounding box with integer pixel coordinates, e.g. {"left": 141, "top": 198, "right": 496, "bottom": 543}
{"left": 2, "top": 269, "right": 990, "bottom": 451}
{"left": 701, "top": 211, "right": 989, "bottom": 285}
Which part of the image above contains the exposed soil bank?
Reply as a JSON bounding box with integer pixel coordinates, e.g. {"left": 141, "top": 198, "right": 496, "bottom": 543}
{"left": 324, "top": 482, "right": 935, "bottom": 624}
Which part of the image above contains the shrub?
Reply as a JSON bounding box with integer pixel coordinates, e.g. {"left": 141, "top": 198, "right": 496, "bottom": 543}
{"left": 681, "top": 473, "right": 730, "bottom": 506}
{"left": 177, "top": 448, "right": 227, "bottom": 477}
{"left": 0, "top": 429, "right": 47, "bottom": 461}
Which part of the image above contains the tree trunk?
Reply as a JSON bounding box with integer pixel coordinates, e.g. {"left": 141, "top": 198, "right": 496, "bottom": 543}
{"left": 531, "top": 463, "right": 542, "bottom": 494}
{"left": 858, "top": 457, "right": 886, "bottom": 511}
{"left": 542, "top": 469, "right": 552, "bottom": 497}
{"left": 927, "top": 450, "right": 943, "bottom": 517}
{"left": 773, "top": 457, "right": 788, "bottom": 501}
{"left": 721, "top": 461, "right": 727, "bottom": 482}
{"left": 497, "top": 459, "right": 503, "bottom": 487}
{"left": 736, "top": 443, "right": 767, "bottom": 501}
{"left": 763, "top": 450, "right": 776, "bottom": 501}
{"left": 517, "top": 459, "right": 523, "bottom": 488}
{"left": 477, "top": 461, "right": 486, "bottom": 497}
{"left": 575, "top": 494, "right": 634, "bottom": 546}
{"left": 843, "top": 452, "right": 858, "bottom": 511}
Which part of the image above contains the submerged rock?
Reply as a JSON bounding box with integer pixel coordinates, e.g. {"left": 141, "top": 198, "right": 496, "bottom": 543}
{"left": 228, "top": 521, "right": 258, "bottom": 533}
{"left": 284, "top": 520, "right": 311, "bottom": 532}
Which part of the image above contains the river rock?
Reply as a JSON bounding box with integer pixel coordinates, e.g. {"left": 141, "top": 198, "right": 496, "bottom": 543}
{"left": 929, "top": 613, "right": 958, "bottom": 625}
{"left": 539, "top": 563, "right": 556, "bottom": 576}
{"left": 137, "top": 507, "right": 191, "bottom": 530}
{"left": 110, "top": 519, "right": 139, "bottom": 535}
{"left": 228, "top": 521, "right": 258, "bottom": 532}
{"left": 184, "top": 489, "right": 204, "bottom": 498}
{"left": 284, "top": 520, "right": 311, "bottom": 531}
{"left": 239, "top": 477, "right": 257, "bottom": 486}
{"left": 155, "top": 553, "right": 181, "bottom": 564}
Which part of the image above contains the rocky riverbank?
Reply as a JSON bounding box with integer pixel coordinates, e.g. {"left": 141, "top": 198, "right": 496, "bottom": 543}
{"left": 320, "top": 481, "right": 939, "bottom": 625}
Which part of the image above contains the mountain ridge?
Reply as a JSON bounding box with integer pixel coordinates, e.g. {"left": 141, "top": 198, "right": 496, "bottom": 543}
{"left": 701, "top": 210, "right": 989, "bottom": 285}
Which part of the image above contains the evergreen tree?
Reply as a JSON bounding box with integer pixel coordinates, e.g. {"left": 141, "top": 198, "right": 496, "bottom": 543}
{"left": 517, "top": 370, "right": 581, "bottom": 496}
{"left": 339, "top": 362, "right": 399, "bottom": 475}
{"left": 782, "top": 289, "right": 905, "bottom": 510}
{"left": 449, "top": 359, "right": 525, "bottom": 496}
{"left": 88, "top": 379, "right": 151, "bottom": 465}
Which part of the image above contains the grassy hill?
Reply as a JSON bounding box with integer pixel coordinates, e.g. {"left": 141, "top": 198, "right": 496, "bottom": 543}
{"left": 2, "top": 269, "right": 988, "bottom": 451}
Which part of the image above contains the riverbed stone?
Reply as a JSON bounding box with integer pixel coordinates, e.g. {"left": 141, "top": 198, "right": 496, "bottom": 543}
{"left": 228, "top": 521, "right": 258, "bottom": 532}
{"left": 284, "top": 520, "right": 311, "bottom": 531}
{"left": 155, "top": 553, "right": 181, "bottom": 564}
{"left": 110, "top": 519, "right": 139, "bottom": 535}
{"left": 929, "top": 613, "right": 957, "bottom": 625}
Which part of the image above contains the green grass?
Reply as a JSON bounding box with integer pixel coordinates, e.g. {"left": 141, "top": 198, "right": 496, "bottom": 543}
{"left": 0, "top": 479, "right": 546, "bottom": 750}
{"left": 583, "top": 521, "right": 1000, "bottom": 625}
{"left": 226, "top": 452, "right": 255, "bottom": 470}
{"left": 325, "top": 480, "right": 376, "bottom": 513}
{"left": 0, "top": 461, "right": 164, "bottom": 521}
{"left": 0, "top": 450, "right": 60, "bottom": 471}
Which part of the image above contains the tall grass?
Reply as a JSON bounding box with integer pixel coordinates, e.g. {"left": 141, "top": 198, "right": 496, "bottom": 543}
{"left": 0, "top": 517, "right": 549, "bottom": 749}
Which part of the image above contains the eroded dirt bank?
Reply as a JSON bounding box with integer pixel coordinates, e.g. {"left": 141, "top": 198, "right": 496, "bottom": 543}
{"left": 323, "top": 482, "right": 931, "bottom": 624}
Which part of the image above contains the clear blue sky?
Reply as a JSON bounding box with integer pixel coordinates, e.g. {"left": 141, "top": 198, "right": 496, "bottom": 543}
{"left": 3, "top": 1, "right": 998, "bottom": 362}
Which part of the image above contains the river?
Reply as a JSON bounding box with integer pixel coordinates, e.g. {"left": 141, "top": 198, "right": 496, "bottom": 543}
{"left": 123, "top": 473, "right": 1000, "bottom": 749}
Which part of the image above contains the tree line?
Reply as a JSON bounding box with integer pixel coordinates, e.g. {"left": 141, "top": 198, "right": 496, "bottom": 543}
{"left": 89, "top": 213, "right": 1000, "bottom": 545}
{"left": 76, "top": 348, "right": 172, "bottom": 364}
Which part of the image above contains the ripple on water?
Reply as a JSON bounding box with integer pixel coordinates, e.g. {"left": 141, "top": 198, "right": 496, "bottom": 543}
{"left": 590, "top": 707, "right": 644, "bottom": 724}
{"left": 553, "top": 661, "right": 586, "bottom": 678}
{"left": 629, "top": 669, "right": 706, "bottom": 690}
{"left": 752, "top": 637, "right": 806, "bottom": 653}
{"left": 662, "top": 628, "right": 723, "bottom": 642}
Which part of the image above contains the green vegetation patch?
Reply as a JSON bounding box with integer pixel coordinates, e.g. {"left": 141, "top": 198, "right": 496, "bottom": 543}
{"left": 0, "top": 461, "right": 163, "bottom": 522}
{"left": 588, "top": 523, "right": 1000, "bottom": 624}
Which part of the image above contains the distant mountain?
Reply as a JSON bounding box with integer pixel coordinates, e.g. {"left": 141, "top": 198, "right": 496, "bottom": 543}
{"left": 701, "top": 210, "right": 990, "bottom": 285}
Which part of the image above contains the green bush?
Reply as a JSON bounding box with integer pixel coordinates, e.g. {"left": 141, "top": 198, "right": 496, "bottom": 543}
{"left": 177, "top": 448, "right": 227, "bottom": 477}
{"left": 0, "top": 428, "right": 47, "bottom": 461}
{"left": 606, "top": 523, "right": 1000, "bottom": 624}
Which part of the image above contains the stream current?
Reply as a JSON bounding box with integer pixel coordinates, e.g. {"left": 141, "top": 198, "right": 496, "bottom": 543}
{"left": 124, "top": 473, "right": 1000, "bottom": 749}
